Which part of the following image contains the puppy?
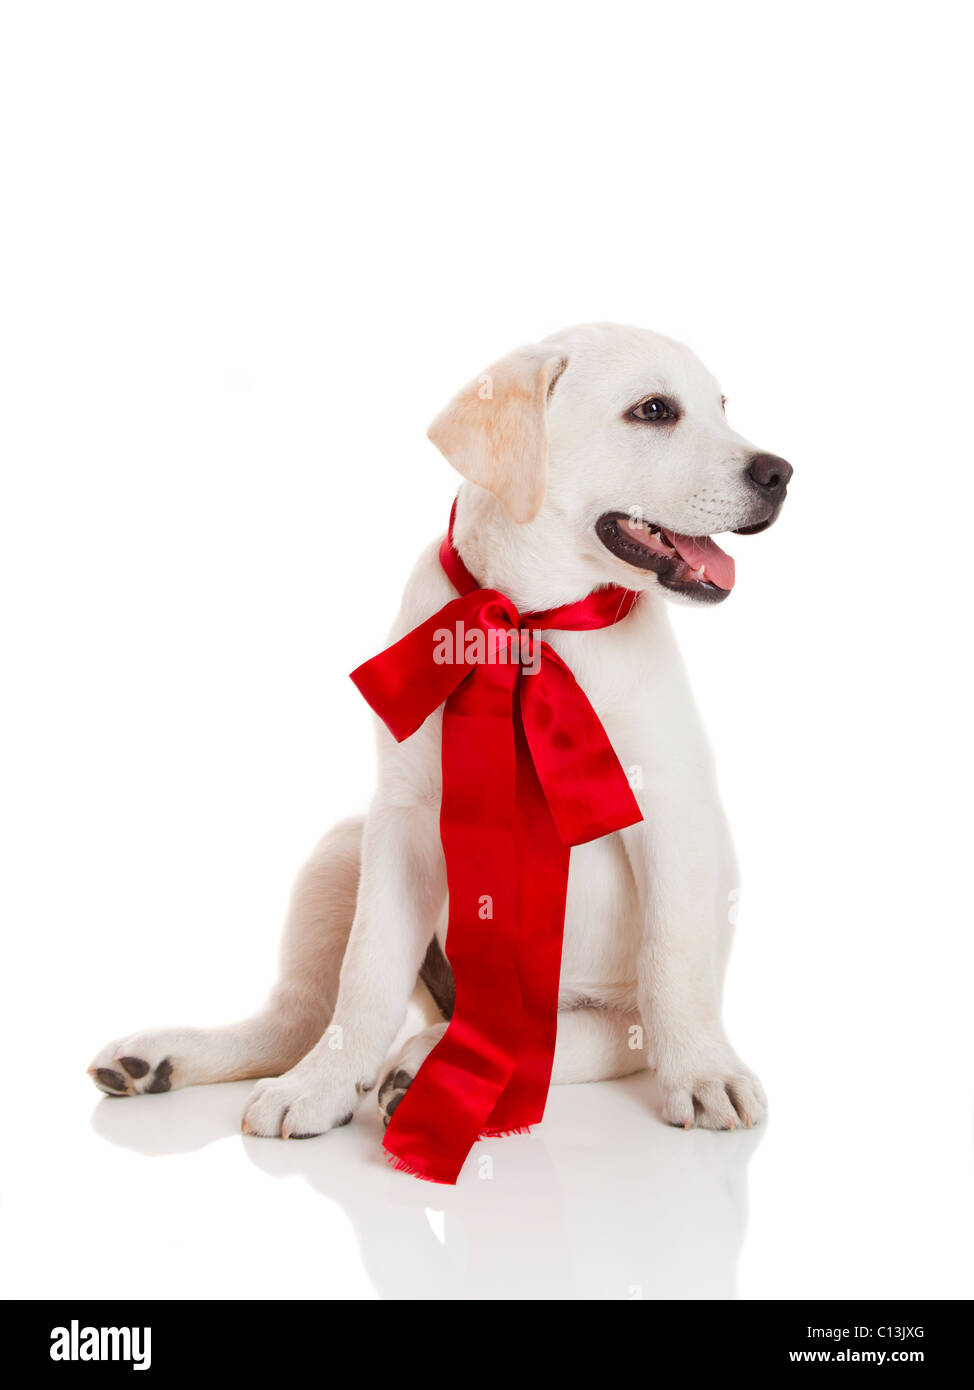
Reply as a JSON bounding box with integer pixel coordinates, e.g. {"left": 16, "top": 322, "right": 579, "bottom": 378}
{"left": 89, "top": 322, "right": 791, "bottom": 1141}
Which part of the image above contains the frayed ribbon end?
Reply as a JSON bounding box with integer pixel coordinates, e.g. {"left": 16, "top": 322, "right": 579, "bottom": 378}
{"left": 382, "top": 1141, "right": 460, "bottom": 1186}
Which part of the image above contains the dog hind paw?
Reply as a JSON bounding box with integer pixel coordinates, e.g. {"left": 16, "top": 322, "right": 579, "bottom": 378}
{"left": 376, "top": 1022, "right": 447, "bottom": 1127}
{"left": 377, "top": 1068, "right": 414, "bottom": 1127}
{"left": 87, "top": 1032, "right": 182, "bottom": 1097}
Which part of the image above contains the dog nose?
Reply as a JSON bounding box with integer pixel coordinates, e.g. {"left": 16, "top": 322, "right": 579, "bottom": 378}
{"left": 746, "top": 452, "right": 793, "bottom": 502}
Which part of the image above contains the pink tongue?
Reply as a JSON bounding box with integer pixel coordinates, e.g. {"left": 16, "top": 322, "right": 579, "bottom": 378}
{"left": 666, "top": 531, "right": 735, "bottom": 590}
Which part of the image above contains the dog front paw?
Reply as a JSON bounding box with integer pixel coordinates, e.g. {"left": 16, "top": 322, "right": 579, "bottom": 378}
{"left": 656, "top": 1044, "right": 767, "bottom": 1131}
{"left": 241, "top": 1065, "right": 360, "bottom": 1139}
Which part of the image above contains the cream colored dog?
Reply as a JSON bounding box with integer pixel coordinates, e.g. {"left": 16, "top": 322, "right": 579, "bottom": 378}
{"left": 89, "top": 323, "right": 792, "bottom": 1140}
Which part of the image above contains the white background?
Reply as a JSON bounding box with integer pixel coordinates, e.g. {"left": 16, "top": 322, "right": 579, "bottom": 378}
{"left": 2, "top": 1, "right": 972, "bottom": 1300}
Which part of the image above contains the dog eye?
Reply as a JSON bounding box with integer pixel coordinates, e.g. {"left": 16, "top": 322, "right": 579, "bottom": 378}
{"left": 630, "top": 397, "right": 678, "bottom": 423}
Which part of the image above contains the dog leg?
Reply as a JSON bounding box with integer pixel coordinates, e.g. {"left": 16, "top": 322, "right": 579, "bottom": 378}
{"left": 622, "top": 810, "right": 768, "bottom": 1131}
{"left": 88, "top": 817, "right": 362, "bottom": 1097}
{"left": 241, "top": 800, "right": 446, "bottom": 1138}
{"left": 376, "top": 1007, "right": 646, "bottom": 1126}
{"left": 550, "top": 1006, "right": 647, "bottom": 1083}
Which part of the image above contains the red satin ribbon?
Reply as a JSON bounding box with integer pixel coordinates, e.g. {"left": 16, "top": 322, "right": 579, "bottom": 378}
{"left": 350, "top": 503, "right": 642, "bottom": 1183}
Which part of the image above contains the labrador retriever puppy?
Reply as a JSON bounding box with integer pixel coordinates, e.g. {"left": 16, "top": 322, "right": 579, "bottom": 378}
{"left": 89, "top": 322, "right": 791, "bottom": 1140}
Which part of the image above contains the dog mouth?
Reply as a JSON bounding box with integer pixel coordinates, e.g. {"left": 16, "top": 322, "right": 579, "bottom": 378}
{"left": 595, "top": 512, "right": 741, "bottom": 603}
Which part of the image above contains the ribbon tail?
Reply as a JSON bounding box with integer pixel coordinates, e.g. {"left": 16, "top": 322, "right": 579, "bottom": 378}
{"left": 520, "top": 646, "right": 643, "bottom": 847}
{"left": 483, "top": 702, "right": 569, "bottom": 1135}
{"left": 382, "top": 662, "right": 525, "bottom": 1184}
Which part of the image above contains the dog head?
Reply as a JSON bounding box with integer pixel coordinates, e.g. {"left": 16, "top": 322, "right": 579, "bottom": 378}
{"left": 428, "top": 322, "right": 792, "bottom": 607}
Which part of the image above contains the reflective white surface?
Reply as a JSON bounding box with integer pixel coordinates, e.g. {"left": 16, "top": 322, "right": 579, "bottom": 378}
{"left": 6, "top": 1069, "right": 760, "bottom": 1301}
{"left": 2, "top": 1034, "right": 972, "bottom": 1300}
{"left": 92, "top": 1073, "right": 759, "bottom": 1302}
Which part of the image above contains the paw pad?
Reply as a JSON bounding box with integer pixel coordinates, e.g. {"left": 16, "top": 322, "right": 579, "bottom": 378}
{"left": 95, "top": 1067, "right": 128, "bottom": 1095}
{"left": 89, "top": 1052, "right": 174, "bottom": 1098}
{"left": 119, "top": 1056, "right": 150, "bottom": 1079}
{"left": 377, "top": 1067, "right": 413, "bottom": 1128}
{"left": 145, "top": 1058, "right": 173, "bottom": 1093}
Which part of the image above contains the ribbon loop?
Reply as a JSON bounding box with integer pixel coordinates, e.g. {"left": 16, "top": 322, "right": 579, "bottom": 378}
{"left": 351, "top": 589, "right": 518, "bottom": 743}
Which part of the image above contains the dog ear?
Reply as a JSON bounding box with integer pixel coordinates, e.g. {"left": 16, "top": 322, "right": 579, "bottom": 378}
{"left": 427, "top": 345, "right": 568, "bottom": 523}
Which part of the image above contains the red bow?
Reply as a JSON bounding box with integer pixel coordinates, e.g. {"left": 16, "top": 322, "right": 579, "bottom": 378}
{"left": 350, "top": 504, "right": 642, "bottom": 1183}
